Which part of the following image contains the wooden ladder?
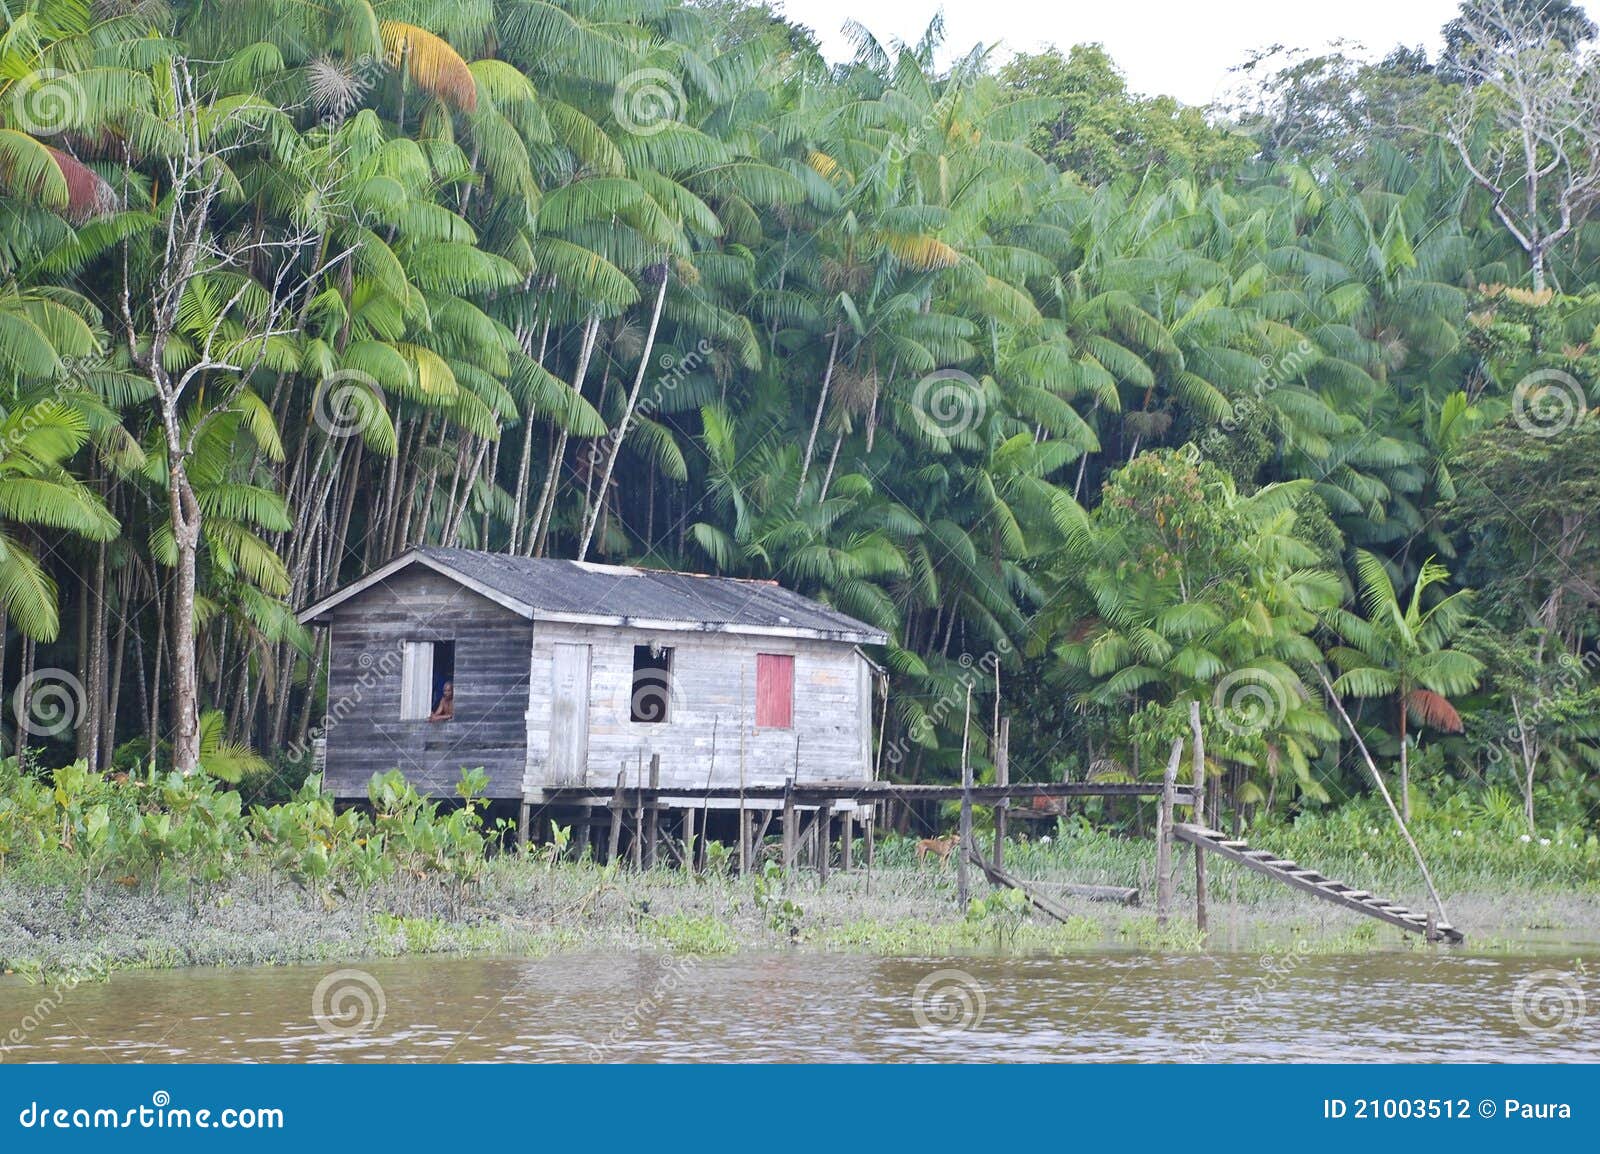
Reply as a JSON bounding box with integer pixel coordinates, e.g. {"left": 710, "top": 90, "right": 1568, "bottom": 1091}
{"left": 1172, "top": 823, "right": 1464, "bottom": 944}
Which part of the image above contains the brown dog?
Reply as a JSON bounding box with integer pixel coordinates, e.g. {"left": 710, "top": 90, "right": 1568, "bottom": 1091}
{"left": 915, "top": 835, "right": 961, "bottom": 866}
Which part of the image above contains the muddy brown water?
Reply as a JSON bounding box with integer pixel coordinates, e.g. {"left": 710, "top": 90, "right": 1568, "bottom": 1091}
{"left": 2, "top": 951, "right": 1596, "bottom": 1062}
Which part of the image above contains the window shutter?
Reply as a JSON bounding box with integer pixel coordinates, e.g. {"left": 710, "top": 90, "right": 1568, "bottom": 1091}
{"left": 755, "top": 653, "right": 794, "bottom": 728}
{"left": 401, "top": 641, "right": 434, "bottom": 719}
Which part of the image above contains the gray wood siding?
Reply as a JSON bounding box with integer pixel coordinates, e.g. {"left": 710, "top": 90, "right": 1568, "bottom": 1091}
{"left": 323, "top": 569, "right": 532, "bottom": 798}
{"left": 523, "top": 623, "right": 872, "bottom": 795}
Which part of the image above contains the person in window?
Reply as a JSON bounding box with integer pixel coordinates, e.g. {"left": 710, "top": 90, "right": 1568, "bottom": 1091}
{"left": 428, "top": 680, "right": 454, "bottom": 722}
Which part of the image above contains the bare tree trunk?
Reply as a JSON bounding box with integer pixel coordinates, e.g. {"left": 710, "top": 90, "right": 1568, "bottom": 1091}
{"left": 579, "top": 272, "right": 669, "bottom": 561}
{"left": 169, "top": 466, "right": 204, "bottom": 773}
{"left": 797, "top": 325, "right": 841, "bottom": 492}
{"left": 533, "top": 316, "right": 600, "bottom": 557}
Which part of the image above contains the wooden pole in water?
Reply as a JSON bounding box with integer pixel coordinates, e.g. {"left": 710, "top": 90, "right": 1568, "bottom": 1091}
{"left": 645, "top": 753, "right": 661, "bottom": 869}
{"left": 1189, "top": 700, "right": 1208, "bottom": 935}
{"left": 1155, "top": 738, "right": 1181, "bottom": 927}
{"left": 958, "top": 684, "right": 973, "bottom": 910}
{"left": 993, "top": 716, "right": 1010, "bottom": 870}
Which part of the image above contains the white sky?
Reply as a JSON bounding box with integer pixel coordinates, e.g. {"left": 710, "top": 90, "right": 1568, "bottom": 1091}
{"left": 781, "top": 0, "right": 1553, "bottom": 105}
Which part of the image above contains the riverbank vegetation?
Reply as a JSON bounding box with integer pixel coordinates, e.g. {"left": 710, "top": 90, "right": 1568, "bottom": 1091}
{"left": 3, "top": 0, "right": 1600, "bottom": 871}
{"left": 3, "top": 756, "right": 1597, "bottom": 976}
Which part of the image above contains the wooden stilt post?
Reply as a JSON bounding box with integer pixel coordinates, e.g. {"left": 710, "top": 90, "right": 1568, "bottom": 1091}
{"left": 1155, "top": 738, "right": 1181, "bottom": 927}
{"left": 840, "top": 811, "right": 853, "bottom": 871}
{"left": 517, "top": 799, "right": 531, "bottom": 853}
{"left": 645, "top": 753, "right": 661, "bottom": 869}
{"left": 865, "top": 807, "right": 876, "bottom": 894}
{"left": 573, "top": 809, "right": 591, "bottom": 862}
{"left": 681, "top": 806, "right": 695, "bottom": 873}
{"left": 816, "top": 801, "right": 832, "bottom": 884}
{"left": 1188, "top": 701, "right": 1208, "bottom": 935}
{"left": 608, "top": 766, "right": 625, "bottom": 865}
{"left": 993, "top": 716, "right": 1010, "bottom": 870}
{"left": 958, "top": 685, "right": 973, "bottom": 910}
{"left": 738, "top": 666, "right": 748, "bottom": 874}
{"left": 753, "top": 809, "right": 772, "bottom": 862}
{"left": 782, "top": 777, "right": 796, "bottom": 876}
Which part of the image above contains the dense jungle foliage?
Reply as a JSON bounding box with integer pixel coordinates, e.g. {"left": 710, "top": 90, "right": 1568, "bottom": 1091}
{"left": 2, "top": 0, "right": 1599, "bottom": 846}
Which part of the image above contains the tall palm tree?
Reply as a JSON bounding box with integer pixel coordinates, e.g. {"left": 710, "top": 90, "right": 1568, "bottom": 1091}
{"left": 1326, "top": 551, "right": 1482, "bottom": 819}
{"left": 0, "top": 398, "right": 118, "bottom": 640}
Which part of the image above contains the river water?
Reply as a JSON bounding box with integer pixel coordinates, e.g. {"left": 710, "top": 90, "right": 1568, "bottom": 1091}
{"left": 1, "top": 951, "right": 1595, "bottom": 1062}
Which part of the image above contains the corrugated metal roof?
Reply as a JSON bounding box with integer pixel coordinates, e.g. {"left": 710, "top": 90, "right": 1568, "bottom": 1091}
{"left": 312, "top": 547, "right": 888, "bottom": 644}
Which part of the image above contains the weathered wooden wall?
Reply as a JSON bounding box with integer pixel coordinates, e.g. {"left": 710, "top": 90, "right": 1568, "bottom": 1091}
{"left": 523, "top": 622, "right": 873, "bottom": 798}
{"left": 323, "top": 568, "right": 532, "bottom": 798}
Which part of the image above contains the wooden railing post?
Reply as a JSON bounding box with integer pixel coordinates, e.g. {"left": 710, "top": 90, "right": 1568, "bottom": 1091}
{"left": 645, "top": 753, "right": 661, "bottom": 870}
{"left": 1155, "top": 738, "right": 1181, "bottom": 928}
{"left": 958, "top": 686, "right": 973, "bottom": 910}
{"left": 607, "top": 766, "right": 625, "bottom": 865}
{"left": 1188, "top": 701, "right": 1208, "bottom": 935}
{"left": 993, "top": 716, "right": 1010, "bottom": 870}
{"left": 781, "top": 777, "right": 796, "bottom": 877}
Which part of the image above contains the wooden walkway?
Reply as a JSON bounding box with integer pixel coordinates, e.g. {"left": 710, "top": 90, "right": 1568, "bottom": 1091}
{"left": 1174, "top": 823, "right": 1464, "bottom": 943}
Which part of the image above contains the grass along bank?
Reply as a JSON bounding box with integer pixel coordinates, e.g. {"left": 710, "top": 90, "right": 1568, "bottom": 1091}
{"left": 2, "top": 760, "right": 1598, "bottom": 977}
